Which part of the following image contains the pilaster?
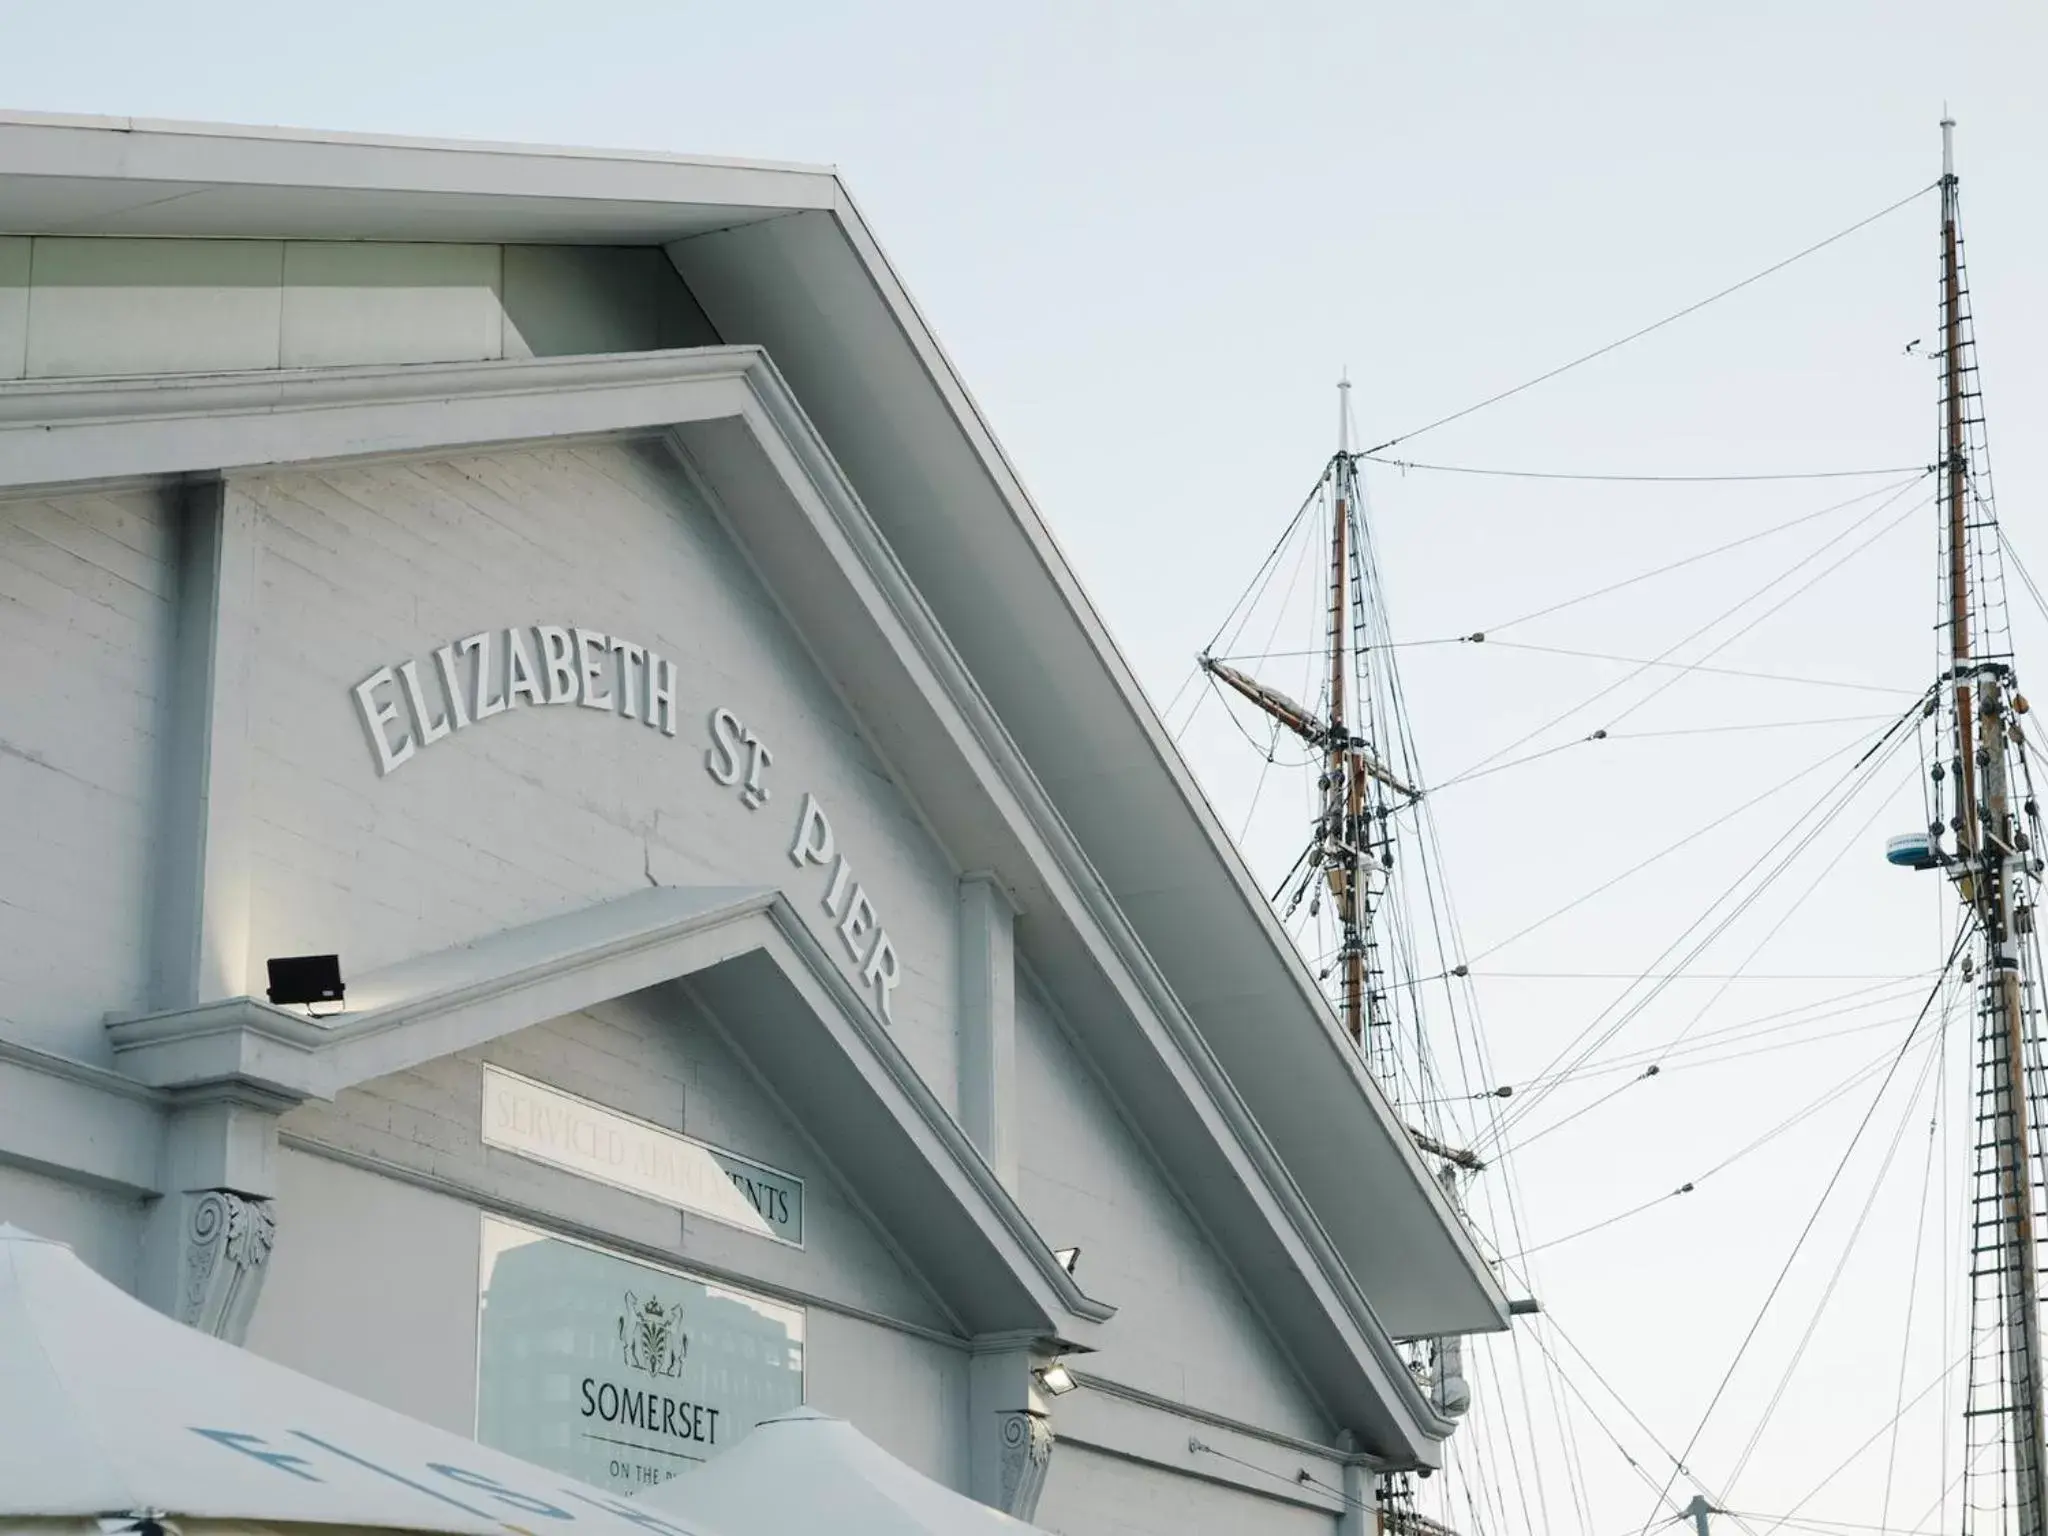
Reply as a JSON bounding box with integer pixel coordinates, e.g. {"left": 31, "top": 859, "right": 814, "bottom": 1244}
{"left": 152, "top": 476, "right": 259, "bottom": 1009}
{"left": 137, "top": 1088, "right": 289, "bottom": 1343}
{"left": 1339, "top": 1459, "right": 1376, "bottom": 1536}
{"left": 968, "top": 1342, "right": 1057, "bottom": 1521}
{"left": 957, "top": 872, "right": 1019, "bottom": 1189}
{"left": 1336, "top": 1430, "right": 1378, "bottom": 1536}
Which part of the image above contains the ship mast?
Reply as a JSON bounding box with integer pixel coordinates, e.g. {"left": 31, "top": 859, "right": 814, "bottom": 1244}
{"left": 1199, "top": 380, "right": 1414, "bottom": 1053}
{"left": 1932, "top": 116, "right": 2048, "bottom": 1536}
{"left": 1330, "top": 378, "right": 1364, "bottom": 1044}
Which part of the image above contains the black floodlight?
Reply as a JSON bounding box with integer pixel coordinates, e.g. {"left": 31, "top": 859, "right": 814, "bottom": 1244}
{"left": 267, "top": 954, "right": 345, "bottom": 1013}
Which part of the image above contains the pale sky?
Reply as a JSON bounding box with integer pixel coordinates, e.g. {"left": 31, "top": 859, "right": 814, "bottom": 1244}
{"left": 5, "top": 3, "right": 2045, "bottom": 1534}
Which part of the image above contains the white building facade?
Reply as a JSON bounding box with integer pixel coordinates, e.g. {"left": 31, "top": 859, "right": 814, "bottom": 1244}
{"left": 0, "top": 112, "right": 1507, "bottom": 1536}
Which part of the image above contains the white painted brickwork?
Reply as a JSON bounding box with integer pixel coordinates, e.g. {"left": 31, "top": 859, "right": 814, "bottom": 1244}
{"left": 277, "top": 994, "right": 954, "bottom": 1336}
{"left": 1037, "top": 1443, "right": 1337, "bottom": 1536}
{"left": 0, "top": 486, "right": 175, "bottom": 1058}
{"left": 264, "top": 994, "right": 969, "bottom": 1481}
{"left": 1015, "top": 973, "right": 1335, "bottom": 1445}
{"left": 235, "top": 438, "right": 960, "bottom": 1109}
{"left": 0, "top": 1162, "right": 144, "bottom": 1291}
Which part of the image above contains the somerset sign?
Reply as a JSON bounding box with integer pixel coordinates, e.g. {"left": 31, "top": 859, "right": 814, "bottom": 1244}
{"left": 476, "top": 1216, "right": 804, "bottom": 1493}
{"left": 482, "top": 1066, "right": 803, "bottom": 1245}
{"left": 351, "top": 624, "right": 907, "bottom": 1024}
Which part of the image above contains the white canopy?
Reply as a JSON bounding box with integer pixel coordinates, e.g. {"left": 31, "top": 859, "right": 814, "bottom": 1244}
{"left": 0, "top": 1226, "right": 724, "bottom": 1536}
{"left": 639, "top": 1409, "right": 1046, "bottom": 1536}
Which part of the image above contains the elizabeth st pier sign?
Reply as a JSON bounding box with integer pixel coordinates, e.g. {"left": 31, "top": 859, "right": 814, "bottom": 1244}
{"left": 352, "top": 624, "right": 905, "bottom": 1023}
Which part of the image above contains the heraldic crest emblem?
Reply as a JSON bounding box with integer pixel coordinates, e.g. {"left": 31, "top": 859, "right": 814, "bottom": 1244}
{"left": 619, "top": 1290, "right": 687, "bottom": 1378}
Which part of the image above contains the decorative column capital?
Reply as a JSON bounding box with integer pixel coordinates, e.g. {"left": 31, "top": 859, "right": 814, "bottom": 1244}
{"left": 996, "top": 1407, "right": 1055, "bottom": 1521}
{"left": 181, "top": 1188, "right": 276, "bottom": 1343}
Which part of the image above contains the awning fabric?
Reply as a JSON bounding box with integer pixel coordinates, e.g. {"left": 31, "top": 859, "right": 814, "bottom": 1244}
{"left": 639, "top": 1408, "right": 1047, "bottom": 1535}
{"left": 0, "top": 1226, "right": 723, "bottom": 1536}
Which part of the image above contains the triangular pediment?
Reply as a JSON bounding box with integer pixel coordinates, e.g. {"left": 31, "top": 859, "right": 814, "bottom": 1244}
{"left": 115, "top": 885, "right": 1108, "bottom": 1343}
{"left": 64, "top": 348, "right": 1458, "bottom": 1462}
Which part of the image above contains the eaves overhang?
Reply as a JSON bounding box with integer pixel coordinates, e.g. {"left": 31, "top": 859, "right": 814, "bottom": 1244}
{"left": 3, "top": 343, "right": 1466, "bottom": 1462}
{"left": 0, "top": 110, "right": 838, "bottom": 243}
{"left": 669, "top": 201, "right": 1515, "bottom": 1343}
{"left": 2, "top": 345, "right": 1467, "bottom": 1463}
{"left": 0, "top": 107, "right": 1508, "bottom": 1345}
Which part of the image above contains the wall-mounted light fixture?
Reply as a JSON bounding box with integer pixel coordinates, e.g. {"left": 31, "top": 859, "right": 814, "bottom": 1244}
{"left": 267, "top": 954, "right": 346, "bottom": 1017}
{"left": 1035, "top": 1360, "right": 1078, "bottom": 1397}
{"left": 1052, "top": 1246, "right": 1081, "bottom": 1276}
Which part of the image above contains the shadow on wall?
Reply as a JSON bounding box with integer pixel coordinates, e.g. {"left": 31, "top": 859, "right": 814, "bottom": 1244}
{"left": 0, "top": 237, "right": 720, "bottom": 380}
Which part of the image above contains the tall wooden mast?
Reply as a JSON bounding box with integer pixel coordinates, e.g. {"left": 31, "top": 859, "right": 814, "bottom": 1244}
{"left": 1198, "top": 379, "right": 1414, "bottom": 1053}
{"left": 1937, "top": 116, "right": 2048, "bottom": 1536}
{"left": 1330, "top": 378, "right": 1365, "bottom": 1043}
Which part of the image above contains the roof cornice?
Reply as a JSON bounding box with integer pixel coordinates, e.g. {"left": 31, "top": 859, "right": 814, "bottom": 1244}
{"left": 0, "top": 108, "right": 836, "bottom": 178}
{"left": 2, "top": 348, "right": 1458, "bottom": 1458}
{"left": 108, "top": 885, "right": 1112, "bottom": 1341}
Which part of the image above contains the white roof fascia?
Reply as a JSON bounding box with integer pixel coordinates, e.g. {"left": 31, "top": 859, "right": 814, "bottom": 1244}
{"left": 0, "top": 107, "right": 1506, "bottom": 1336}
{"left": 0, "top": 110, "right": 835, "bottom": 242}
{"left": 702, "top": 188, "right": 1510, "bottom": 1335}
{"left": 5, "top": 349, "right": 1458, "bottom": 1461}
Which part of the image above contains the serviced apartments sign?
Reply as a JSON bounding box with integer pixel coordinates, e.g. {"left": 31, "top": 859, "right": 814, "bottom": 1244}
{"left": 482, "top": 1067, "right": 804, "bottom": 1245}
{"left": 477, "top": 1217, "right": 804, "bottom": 1493}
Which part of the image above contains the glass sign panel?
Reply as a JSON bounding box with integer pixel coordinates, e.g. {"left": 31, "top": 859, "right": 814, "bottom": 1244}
{"left": 477, "top": 1216, "right": 805, "bottom": 1493}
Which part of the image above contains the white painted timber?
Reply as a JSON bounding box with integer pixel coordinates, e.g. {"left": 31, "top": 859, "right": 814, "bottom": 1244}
{"left": 501, "top": 246, "right": 718, "bottom": 358}
{"left": 1, "top": 353, "right": 1458, "bottom": 1460}
{"left": 244, "top": 1147, "right": 485, "bottom": 1436}
{"left": 956, "top": 874, "right": 1018, "bottom": 1190}
{"left": 0, "top": 238, "right": 25, "bottom": 379}
{"left": 0, "top": 1162, "right": 146, "bottom": 1294}
{"left": 1014, "top": 973, "right": 1335, "bottom": 1445}
{"left": 235, "top": 439, "right": 961, "bottom": 1106}
{"left": 0, "top": 111, "right": 838, "bottom": 246}
{"left": 280, "top": 241, "right": 505, "bottom": 368}
{"left": 150, "top": 479, "right": 262, "bottom": 1009}
{"left": 279, "top": 995, "right": 957, "bottom": 1336}
{"left": 0, "top": 236, "right": 716, "bottom": 383}
{"left": 0, "top": 115, "right": 1508, "bottom": 1343}
{"left": 802, "top": 1307, "right": 969, "bottom": 1491}
{"left": 26, "top": 237, "right": 286, "bottom": 377}
{"left": 0, "top": 484, "right": 176, "bottom": 1058}
{"left": 0, "top": 1044, "right": 161, "bottom": 1196}
{"left": 1037, "top": 1442, "right": 1338, "bottom": 1536}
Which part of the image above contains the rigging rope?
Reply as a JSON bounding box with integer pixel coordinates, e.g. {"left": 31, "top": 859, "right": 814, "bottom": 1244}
{"left": 1361, "top": 456, "right": 1930, "bottom": 484}
{"left": 1482, "top": 475, "right": 1939, "bottom": 634}
{"left": 1721, "top": 1018, "right": 1950, "bottom": 1489}
{"left": 1463, "top": 730, "right": 1900, "bottom": 966}
{"left": 1505, "top": 1020, "right": 1957, "bottom": 1263}
{"left": 1365, "top": 182, "right": 1939, "bottom": 455}
{"left": 1458, "top": 640, "right": 1919, "bottom": 696}
{"left": 1480, "top": 712, "right": 1925, "bottom": 1149}
{"left": 1438, "top": 476, "right": 1933, "bottom": 790}
{"left": 1630, "top": 925, "right": 1975, "bottom": 1536}
{"left": 1880, "top": 1075, "right": 1942, "bottom": 1536}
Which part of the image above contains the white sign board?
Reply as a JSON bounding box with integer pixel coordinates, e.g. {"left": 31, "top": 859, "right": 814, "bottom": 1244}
{"left": 482, "top": 1067, "right": 803, "bottom": 1245}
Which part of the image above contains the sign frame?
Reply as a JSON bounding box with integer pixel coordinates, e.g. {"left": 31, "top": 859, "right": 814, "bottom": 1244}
{"left": 480, "top": 1065, "right": 806, "bottom": 1249}
{"left": 473, "top": 1212, "right": 807, "bottom": 1490}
